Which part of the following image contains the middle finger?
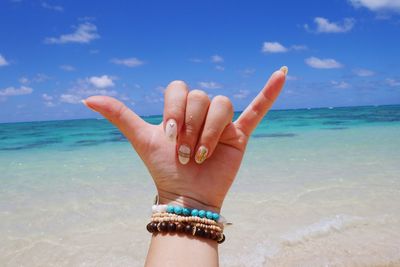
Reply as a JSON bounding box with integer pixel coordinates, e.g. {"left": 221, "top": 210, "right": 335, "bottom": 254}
{"left": 177, "top": 90, "right": 210, "bottom": 165}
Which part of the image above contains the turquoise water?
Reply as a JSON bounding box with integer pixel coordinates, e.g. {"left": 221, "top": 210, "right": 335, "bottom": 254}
{"left": 1, "top": 105, "right": 399, "bottom": 152}
{"left": 1, "top": 105, "right": 400, "bottom": 266}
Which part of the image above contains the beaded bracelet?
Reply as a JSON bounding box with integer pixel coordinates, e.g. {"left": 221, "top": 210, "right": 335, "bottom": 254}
{"left": 151, "top": 204, "right": 227, "bottom": 224}
{"left": 152, "top": 212, "right": 221, "bottom": 227}
{"left": 151, "top": 215, "right": 223, "bottom": 232}
{"left": 146, "top": 220, "right": 226, "bottom": 244}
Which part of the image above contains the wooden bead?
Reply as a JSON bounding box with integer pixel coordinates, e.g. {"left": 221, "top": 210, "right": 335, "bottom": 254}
{"left": 217, "top": 234, "right": 225, "bottom": 244}
{"left": 195, "top": 227, "right": 205, "bottom": 237}
{"left": 159, "top": 222, "right": 168, "bottom": 232}
{"left": 210, "top": 230, "right": 217, "bottom": 240}
{"left": 146, "top": 223, "right": 153, "bottom": 233}
{"left": 168, "top": 222, "right": 176, "bottom": 232}
{"left": 203, "top": 229, "right": 210, "bottom": 239}
{"left": 184, "top": 224, "right": 192, "bottom": 234}
{"left": 176, "top": 223, "right": 184, "bottom": 233}
{"left": 215, "top": 232, "right": 221, "bottom": 241}
{"left": 151, "top": 222, "right": 158, "bottom": 232}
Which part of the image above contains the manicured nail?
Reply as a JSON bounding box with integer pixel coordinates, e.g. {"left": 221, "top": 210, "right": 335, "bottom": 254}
{"left": 195, "top": 146, "right": 208, "bottom": 164}
{"left": 81, "top": 99, "right": 97, "bottom": 112}
{"left": 178, "top": 144, "right": 191, "bottom": 165}
{"left": 280, "top": 66, "right": 288, "bottom": 76}
{"left": 165, "top": 119, "right": 177, "bottom": 141}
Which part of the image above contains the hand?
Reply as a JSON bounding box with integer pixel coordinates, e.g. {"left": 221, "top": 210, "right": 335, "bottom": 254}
{"left": 83, "top": 67, "right": 287, "bottom": 212}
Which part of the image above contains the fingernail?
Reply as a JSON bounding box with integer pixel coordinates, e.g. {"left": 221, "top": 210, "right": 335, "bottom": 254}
{"left": 165, "top": 119, "right": 177, "bottom": 141}
{"left": 195, "top": 146, "right": 208, "bottom": 164}
{"left": 178, "top": 144, "right": 191, "bottom": 165}
{"left": 280, "top": 66, "right": 288, "bottom": 76}
{"left": 81, "top": 99, "right": 98, "bottom": 112}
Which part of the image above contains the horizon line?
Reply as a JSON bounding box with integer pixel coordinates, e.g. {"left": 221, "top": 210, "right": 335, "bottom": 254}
{"left": 1, "top": 103, "right": 399, "bottom": 125}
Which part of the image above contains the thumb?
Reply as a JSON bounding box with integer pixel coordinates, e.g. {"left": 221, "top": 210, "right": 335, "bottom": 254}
{"left": 83, "top": 95, "right": 150, "bottom": 149}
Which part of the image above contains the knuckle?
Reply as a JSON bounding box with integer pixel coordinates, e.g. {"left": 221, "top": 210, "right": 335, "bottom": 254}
{"left": 183, "top": 120, "right": 198, "bottom": 135}
{"left": 188, "top": 89, "right": 209, "bottom": 103}
{"left": 213, "top": 95, "right": 233, "bottom": 113}
{"left": 110, "top": 103, "right": 127, "bottom": 122}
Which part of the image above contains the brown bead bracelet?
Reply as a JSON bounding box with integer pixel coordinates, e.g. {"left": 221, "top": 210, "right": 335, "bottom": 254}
{"left": 151, "top": 216, "right": 223, "bottom": 232}
{"left": 146, "top": 221, "right": 226, "bottom": 244}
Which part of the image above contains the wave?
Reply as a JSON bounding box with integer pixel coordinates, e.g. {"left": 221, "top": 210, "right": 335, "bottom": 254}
{"left": 281, "top": 214, "right": 364, "bottom": 246}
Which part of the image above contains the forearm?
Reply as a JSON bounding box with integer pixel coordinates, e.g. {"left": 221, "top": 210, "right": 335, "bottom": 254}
{"left": 145, "top": 234, "right": 219, "bottom": 267}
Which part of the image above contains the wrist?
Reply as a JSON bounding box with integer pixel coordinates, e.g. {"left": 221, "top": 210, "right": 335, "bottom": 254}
{"left": 157, "top": 189, "right": 221, "bottom": 213}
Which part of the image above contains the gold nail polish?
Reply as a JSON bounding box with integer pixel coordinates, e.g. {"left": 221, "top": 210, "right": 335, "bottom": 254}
{"left": 195, "top": 146, "right": 208, "bottom": 164}
{"left": 280, "top": 66, "right": 288, "bottom": 76}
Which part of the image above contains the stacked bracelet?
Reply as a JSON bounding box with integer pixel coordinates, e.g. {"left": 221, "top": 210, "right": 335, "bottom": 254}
{"left": 148, "top": 197, "right": 227, "bottom": 244}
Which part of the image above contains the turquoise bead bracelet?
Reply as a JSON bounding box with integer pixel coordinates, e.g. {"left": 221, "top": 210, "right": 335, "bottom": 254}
{"left": 166, "top": 205, "right": 220, "bottom": 221}
{"left": 151, "top": 196, "right": 227, "bottom": 224}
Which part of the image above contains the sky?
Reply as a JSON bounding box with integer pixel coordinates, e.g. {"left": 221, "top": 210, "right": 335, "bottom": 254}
{"left": 0, "top": 0, "right": 400, "bottom": 123}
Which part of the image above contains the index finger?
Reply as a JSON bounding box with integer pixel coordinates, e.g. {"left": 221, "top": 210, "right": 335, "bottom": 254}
{"left": 234, "top": 66, "right": 287, "bottom": 136}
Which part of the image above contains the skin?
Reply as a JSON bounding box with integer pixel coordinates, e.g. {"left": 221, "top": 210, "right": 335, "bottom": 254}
{"left": 83, "top": 68, "right": 287, "bottom": 267}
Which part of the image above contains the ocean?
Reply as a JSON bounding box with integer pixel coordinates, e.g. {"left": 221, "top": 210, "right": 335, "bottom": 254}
{"left": 1, "top": 105, "right": 399, "bottom": 266}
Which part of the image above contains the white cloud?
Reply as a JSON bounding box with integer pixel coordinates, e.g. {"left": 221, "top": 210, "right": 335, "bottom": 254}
{"left": 0, "top": 54, "right": 9, "bottom": 67}
{"left": 353, "top": 68, "right": 375, "bottom": 77}
{"left": 18, "top": 73, "right": 50, "bottom": 84}
{"left": 211, "top": 55, "right": 224, "bottom": 63}
{"left": 42, "top": 93, "right": 53, "bottom": 101}
{"left": 215, "top": 65, "right": 225, "bottom": 71}
{"left": 349, "top": 0, "right": 400, "bottom": 12}
{"left": 19, "top": 77, "right": 29, "bottom": 84}
{"left": 386, "top": 78, "right": 400, "bottom": 86}
{"left": 331, "top": 80, "right": 351, "bottom": 89}
{"left": 233, "top": 89, "right": 250, "bottom": 99}
{"left": 45, "top": 22, "right": 99, "bottom": 44}
{"left": 41, "top": 1, "right": 63, "bottom": 12}
{"left": 60, "top": 78, "right": 118, "bottom": 104}
{"left": 0, "top": 86, "right": 33, "bottom": 96}
{"left": 262, "top": 43, "right": 307, "bottom": 54}
{"left": 305, "top": 57, "right": 343, "bottom": 69}
{"left": 60, "top": 65, "right": 76, "bottom": 71}
{"left": 60, "top": 94, "right": 82, "bottom": 104}
{"left": 198, "top": 81, "right": 222, "bottom": 89}
{"left": 42, "top": 93, "right": 55, "bottom": 107}
{"left": 88, "top": 75, "right": 114, "bottom": 88}
{"left": 305, "top": 17, "right": 355, "bottom": 33}
{"left": 262, "top": 42, "right": 288, "bottom": 53}
{"left": 111, "top": 57, "right": 144, "bottom": 67}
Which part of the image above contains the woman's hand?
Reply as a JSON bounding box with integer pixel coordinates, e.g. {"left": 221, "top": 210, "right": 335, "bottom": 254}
{"left": 83, "top": 67, "right": 287, "bottom": 212}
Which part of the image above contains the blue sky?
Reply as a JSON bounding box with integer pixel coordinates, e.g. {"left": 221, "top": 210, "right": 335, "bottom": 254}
{"left": 0, "top": 0, "right": 400, "bottom": 123}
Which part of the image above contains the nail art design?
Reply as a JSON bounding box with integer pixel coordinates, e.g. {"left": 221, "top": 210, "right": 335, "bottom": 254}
{"left": 178, "top": 144, "right": 191, "bottom": 165}
{"left": 280, "top": 66, "right": 288, "bottom": 76}
{"left": 165, "top": 119, "right": 177, "bottom": 141}
{"left": 195, "top": 146, "right": 208, "bottom": 164}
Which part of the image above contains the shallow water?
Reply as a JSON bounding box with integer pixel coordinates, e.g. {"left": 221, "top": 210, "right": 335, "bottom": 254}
{"left": 1, "top": 105, "right": 400, "bottom": 266}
